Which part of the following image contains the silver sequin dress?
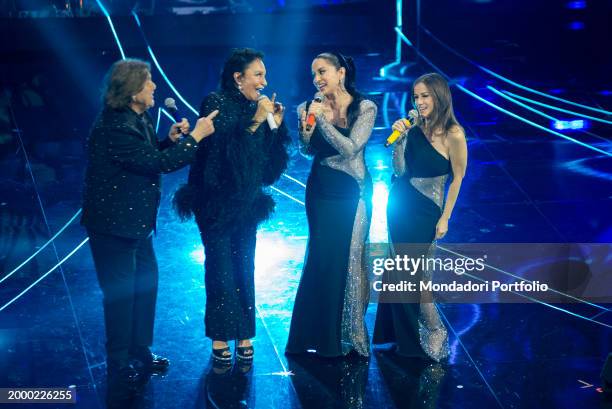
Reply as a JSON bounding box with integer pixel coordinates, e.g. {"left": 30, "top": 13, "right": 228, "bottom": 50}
{"left": 286, "top": 99, "right": 376, "bottom": 357}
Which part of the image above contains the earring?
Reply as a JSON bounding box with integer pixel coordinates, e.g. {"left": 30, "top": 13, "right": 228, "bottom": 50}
{"left": 237, "top": 82, "right": 243, "bottom": 91}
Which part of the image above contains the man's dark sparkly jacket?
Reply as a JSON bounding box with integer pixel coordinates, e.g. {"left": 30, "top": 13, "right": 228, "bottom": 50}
{"left": 81, "top": 107, "right": 199, "bottom": 238}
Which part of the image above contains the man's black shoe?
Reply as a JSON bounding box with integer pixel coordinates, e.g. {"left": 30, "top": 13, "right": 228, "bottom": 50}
{"left": 149, "top": 354, "right": 170, "bottom": 372}
{"left": 132, "top": 353, "right": 170, "bottom": 374}
{"left": 107, "top": 363, "right": 141, "bottom": 384}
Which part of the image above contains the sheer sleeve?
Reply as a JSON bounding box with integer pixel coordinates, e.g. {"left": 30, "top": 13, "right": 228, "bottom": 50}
{"left": 392, "top": 136, "right": 407, "bottom": 177}
{"left": 315, "top": 99, "right": 376, "bottom": 158}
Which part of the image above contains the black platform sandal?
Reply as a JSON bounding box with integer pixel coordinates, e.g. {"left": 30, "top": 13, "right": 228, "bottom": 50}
{"left": 212, "top": 346, "right": 232, "bottom": 364}
{"left": 236, "top": 343, "right": 254, "bottom": 362}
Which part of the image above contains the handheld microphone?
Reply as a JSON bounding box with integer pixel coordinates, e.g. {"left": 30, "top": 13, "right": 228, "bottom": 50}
{"left": 305, "top": 94, "right": 323, "bottom": 132}
{"left": 384, "top": 109, "right": 418, "bottom": 147}
{"left": 258, "top": 95, "right": 278, "bottom": 131}
{"left": 164, "top": 98, "right": 183, "bottom": 123}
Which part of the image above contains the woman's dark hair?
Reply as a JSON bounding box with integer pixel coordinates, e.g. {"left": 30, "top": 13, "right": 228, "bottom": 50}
{"left": 220, "top": 48, "right": 265, "bottom": 91}
{"left": 102, "top": 59, "right": 151, "bottom": 110}
{"left": 315, "top": 52, "right": 363, "bottom": 126}
{"left": 412, "top": 72, "right": 463, "bottom": 137}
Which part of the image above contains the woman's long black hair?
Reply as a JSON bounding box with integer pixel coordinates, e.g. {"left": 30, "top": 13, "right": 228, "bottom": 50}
{"left": 315, "top": 52, "right": 364, "bottom": 127}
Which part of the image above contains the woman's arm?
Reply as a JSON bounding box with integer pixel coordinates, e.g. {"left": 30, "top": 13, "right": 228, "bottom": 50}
{"left": 436, "top": 126, "right": 468, "bottom": 239}
{"left": 392, "top": 135, "right": 408, "bottom": 177}
{"left": 390, "top": 118, "right": 412, "bottom": 177}
{"left": 199, "top": 94, "right": 223, "bottom": 128}
{"left": 262, "top": 121, "right": 291, "bottom": 186}
{"left": 316, "top": 100, "right": 377, "bottom": 158}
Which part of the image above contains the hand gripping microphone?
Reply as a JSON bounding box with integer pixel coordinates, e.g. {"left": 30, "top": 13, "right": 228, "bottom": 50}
{"left": 305, "top": 94, "right": 323, "bottom": 132}
{"left": 258, "top": 95, "right": 278, "bottom": 131}
{"left": 384, "top": 109, "right": 418, "bottom": 147}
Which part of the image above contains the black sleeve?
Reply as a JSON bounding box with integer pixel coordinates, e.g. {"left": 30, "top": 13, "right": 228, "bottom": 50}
{"left": 144, "top": 111, "right": 176, "bottom": 151}
{"left": 158, "top": 136, "right": 175, "bottom": 151}
{"left": 200, "top": 93, "right": 255, "bottom": 140}
{"left": 199, "top": 92, "right": 227, "bottom": 123}
{"left": 106, "top": 125, "right": 198, "bottom": 175}
{"left": 262, "top": 121, "right": 291, "bottom": 186}
{"left": 190, "top": 93, "right": 226, "bottom": 190}
{"left": 199, "top": 94, "right": 222, "bottom": 120}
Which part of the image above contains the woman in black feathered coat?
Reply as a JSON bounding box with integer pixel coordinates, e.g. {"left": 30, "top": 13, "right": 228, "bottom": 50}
{"left": 174, "top": 48, "right": 289, "bottom": 363}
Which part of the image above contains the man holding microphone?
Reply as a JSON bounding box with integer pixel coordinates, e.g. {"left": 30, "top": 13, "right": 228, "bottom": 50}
{"left": 81, "top": 59, "right": 218, "bottom": 384}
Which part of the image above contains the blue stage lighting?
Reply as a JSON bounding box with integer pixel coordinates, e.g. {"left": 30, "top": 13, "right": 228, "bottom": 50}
{"left": 374, "top": 159, "right": 387, "bottom": 171}
{"left": 189, "top": 247, "right": 205, "bottom": 264}
{"left": 369, "top": 181, "right": 389, "bottom": 243}
{"left": 566, "top": 1, "right": 587, "bottom": 10}
{"left": 552, "top": 119, "right": 588, "bottom": 130}
{"left": 568, "top": 21, "right": 585, "bottom": 30}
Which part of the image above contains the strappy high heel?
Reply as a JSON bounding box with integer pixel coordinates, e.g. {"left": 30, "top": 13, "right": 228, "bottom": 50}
{"left": 236, "top": 342, "right": 254, "bottom": 362}
{"left": 211, "top": 345, "right": 232, "bottom": 364}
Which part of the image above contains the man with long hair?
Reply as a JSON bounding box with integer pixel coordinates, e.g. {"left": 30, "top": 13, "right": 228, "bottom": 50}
{"left": 81, "top": 59, "right": 218, "bottom": 383}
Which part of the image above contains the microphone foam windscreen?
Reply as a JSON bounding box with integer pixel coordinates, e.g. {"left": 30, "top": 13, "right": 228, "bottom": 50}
{"left": 164, "top": 98, "right": 177, "bottom": 110}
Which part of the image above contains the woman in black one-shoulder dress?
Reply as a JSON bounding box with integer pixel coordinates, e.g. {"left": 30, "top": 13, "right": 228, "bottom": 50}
{"left": 373, "top": 73, "right": 468, "bottom": 362}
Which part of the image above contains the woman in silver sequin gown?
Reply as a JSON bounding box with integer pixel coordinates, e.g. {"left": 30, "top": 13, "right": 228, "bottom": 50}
{"left": 373, "top": 73, "right": 468, "bottom": 362}
{"left": 286, "top": 53, "right": 376, "bottom": 358}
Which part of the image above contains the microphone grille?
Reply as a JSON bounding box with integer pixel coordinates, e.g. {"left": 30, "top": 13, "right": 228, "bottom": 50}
{"left": 408, "top": 109, "right": 419, "bottom": 120}
{"left": 164, "top": 98, "right": 177, "bottom": 110}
